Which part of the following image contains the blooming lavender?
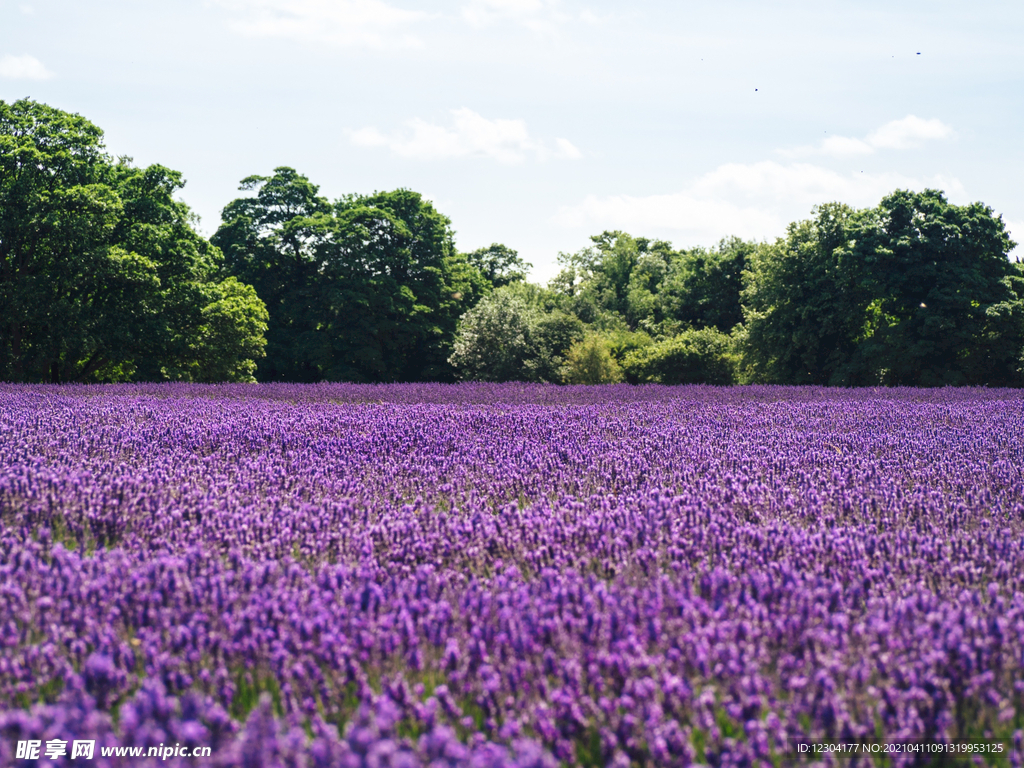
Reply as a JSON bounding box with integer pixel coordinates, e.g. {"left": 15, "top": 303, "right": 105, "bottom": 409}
{"left": 1, "top": 383, "right": 1022, "bottom": 766}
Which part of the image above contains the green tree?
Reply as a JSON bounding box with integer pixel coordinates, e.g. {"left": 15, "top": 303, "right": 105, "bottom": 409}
{"left": 160, "top": 277, "right": 269, "bottom": 382}
{"left": 849, "top": 189, "right": 1022, "bottom": 386}
{"left": 660, "top": 236, "right": 754, "bottom": 333}
{"left": 0, "top": 99, "right": 267, "bottom": 382}
{"left": 332, "top": 189, "right": 486, "bottom": 381}
{"left": 741, "top": 203, "right": 868, "bottom": 385}
{"left": 448, "top": 288, "right": 539, "bottom": 381}
{"left": 448, "top": 286, "right": 584, "bottom": 382}
{"left": 215, "top": 170, "right": 485, "bottom": 382}
{"left": 112, "top": 163, "right": 269, "bottom": 383}
{"left": 212, "top": 167, "right": 333, "bottom": 382}
{"left": 550, "top": 231, "right": 675, "bottom": 328}
{"left": 740, "top": 192, "right": 1023, "bottom": 386}
{"left": 465, "top": 243, "right": 531, "bottom": 288}
{"left": 625, "top": 251, "right": 670, "bottom": 329}
{"left": 530, "top": 310, "right": 586, "bottom": 382}
{"left": 604, "top": 327, "right": 655, "bottom": 366}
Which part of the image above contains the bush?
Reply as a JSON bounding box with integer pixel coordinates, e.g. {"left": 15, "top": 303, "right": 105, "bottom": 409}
{"left": 621, "top": 328, "right": 736, "bottom": 384}
{"left": 563, "top": 334, "right": 624, "bottom": 384}
{"left": 448, "top": 290, "right": 538, "bottom": 382}
{"left": 603, "top": 328, "right": 654, "bottom": 364}
{"left": 529, "top": 310, "right": 585, "bottom": 383}
{"left": 448, "top": 289, "right": 585, "bottom": 383}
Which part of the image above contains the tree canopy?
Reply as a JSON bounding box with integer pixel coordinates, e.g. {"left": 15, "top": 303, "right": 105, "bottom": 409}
{"left": 519, "top": 192, "right": 1023, "bottom": 388}
{"left": 741, "top": 203, "right": 868, "bottom": 385}
{"left": 0, "top": 99, "right": 267, "bottom": 383}
{"left": 5, "top": 100, "right": 1023, "bottom": 388}
{"left": 742, "top": 192, "right": 1023, "bottom": 386}
{"left": 214, "top": 168, "right": 490, "bottom": 382}
{"left": 851, "top": 190, "right": 1023, "bottom": 386}
{"left": 464, "top": 243, "right": 531, "bottom": 288}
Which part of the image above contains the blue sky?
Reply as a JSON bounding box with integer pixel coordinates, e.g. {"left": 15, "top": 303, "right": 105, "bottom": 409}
{"left": 2, "top": 0, "right": 1021, "bottom": 281}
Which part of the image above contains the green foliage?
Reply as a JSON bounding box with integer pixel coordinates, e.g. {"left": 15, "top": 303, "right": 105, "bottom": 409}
{"left": 549, "top": 231, "right": 676, "bottom": 328}
{"left": 660, "top": 236, "right": 753, "bottom": 332}
{"left": 621, "top": 327, "right": 736, "bottom": 385}
{"left": 212, "top": 167, "right": 333, "bottom": 382}
{"left": 230, "top": 666, "right": 284, "bottom": 720}
{"left": 331, "top": 189, "right": 474, "bottom": 382}
{"left": 741, "top": 193, "right": 1024, "bottom": 386}
{"left": 7, "top": 99, "right": 1022, "bottom": 389}
{"left": 548, "top": 230, "right": 757, "bottom": 340}
{"left": 741, "top": 203, "right": 869, "bottom": 385}
{"left": 625, "top": 250, "right": 670, "bottom": 329}
{"left": 163, "top": 277, "right": 269, "bottom": 383}
{"left": 0, "top": 99, "right": 267, "bottom": 383}
{"left": 464, "top": 243, "right": 531, "bottom": 288}
{"left": 214, "top": 170, "right": 485, "bottom": 382}
{"left": 531, "top": 310, "right": 586, "bottom": 382}
{"left": 602, "top": 327, "right": 654, "bottom": 365}
{"left": 849, "top": 189, "right": 1022, "bottom": 386}
{"left": 448, "top": 287, "right": 584, "bottom": 382}
{"left": 448, "top": 289, "right": 538, "bottom": 382}
{"left": 563, "top": 334, "right": 624, "bottom": 384}
{"left": 499, "top": 279, "right": 566, "bottom": 314}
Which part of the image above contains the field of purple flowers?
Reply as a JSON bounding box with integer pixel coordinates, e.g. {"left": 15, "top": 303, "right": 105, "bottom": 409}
{"left": 1, "top": 383, "right": 1023, "bottom": 767}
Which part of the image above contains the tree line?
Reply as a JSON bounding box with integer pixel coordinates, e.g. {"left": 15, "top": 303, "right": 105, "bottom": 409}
{"left": 476, "top": 196, "right": 1023, "bottom": 387}
{"left": 3, "top": 99, "right": 1022, "bottom": 386}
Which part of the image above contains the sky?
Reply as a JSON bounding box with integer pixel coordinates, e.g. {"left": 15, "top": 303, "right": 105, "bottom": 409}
{"left": 2, "top": 0, "right": 1022, "bottom": 282}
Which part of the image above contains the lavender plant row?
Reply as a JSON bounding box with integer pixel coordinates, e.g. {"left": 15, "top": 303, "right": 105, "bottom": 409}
{"left": 1, "top": 384, "right": 1022, "bottom": 767}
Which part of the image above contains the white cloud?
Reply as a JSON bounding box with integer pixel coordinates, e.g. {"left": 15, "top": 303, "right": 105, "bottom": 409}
{"left": 214, "top": 0, "right": 426, "bottom": 47}
{"left": 866, "top": 115, "right": 954, "bottom": 150}
{"left": 782, "top": 115, "right": 955, "bottom": 158}
{"left": 351, "top": 108, "right": 582, "bottom": 164}
{"left": 819, "top": 135, "right": 874, "bottom": 156}
{"left": 0, "top": 54, "right": 52, "bottom": 80}
{"left": 578, "top": 9, "right": 615, "bottom": 24}
{"left": 554, "top": 161, "right": 965, "bottom": 245}
{"left": 553, "top": 137, "right": 582, "bottom": 159}
{"left": 465, "top": 0, "right": 546, "bottom": 16}
{"left": 461, "top": 0, "right": 573, "bottom": 34}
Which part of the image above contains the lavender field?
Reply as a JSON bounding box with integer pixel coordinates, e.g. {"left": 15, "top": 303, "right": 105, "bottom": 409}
{"left": 1, "top": 383, "right": 1023, "bottom": 767}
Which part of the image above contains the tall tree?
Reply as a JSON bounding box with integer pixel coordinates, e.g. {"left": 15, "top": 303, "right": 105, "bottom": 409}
{"left": 659, "top": 236, "right": 754, "bottom": 333}
{"left": 850, "top": 189, "right": 1022, "bottom": 386}
{"left": 0, "top": 99, "right": 267, "bottom": 383}
{"left": 213, "top": 167, "right": 332, "bottom": 382}
{"left": 549, "top": 231, "right": 674, "bottom": 328}
{"left": 741, "top": 203, "right": 868, "bottom": 385}
{"left": 464, "top": 243, "right": 531, "bottom": 288}
{"left": 741, "top": 192, "right": 1023, "bottom": 386}
{"left": 215, "top": 170, "right": 487, "bottom": 382}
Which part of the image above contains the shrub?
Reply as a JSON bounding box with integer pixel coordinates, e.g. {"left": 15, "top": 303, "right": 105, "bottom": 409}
{"left": 563, "top": 334, "right": 624, "bottom": 384}
{"left": 528, "top": 311, "right": 586, "bottom": 383}
{"left": 449, "top": 290, "right": 537, "bottom": 382}
{"left": 449, "top": 289, "right": 585, "bottom": 383}
{"left": 621, "top": 327, "right": 736, "bottom": 384}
